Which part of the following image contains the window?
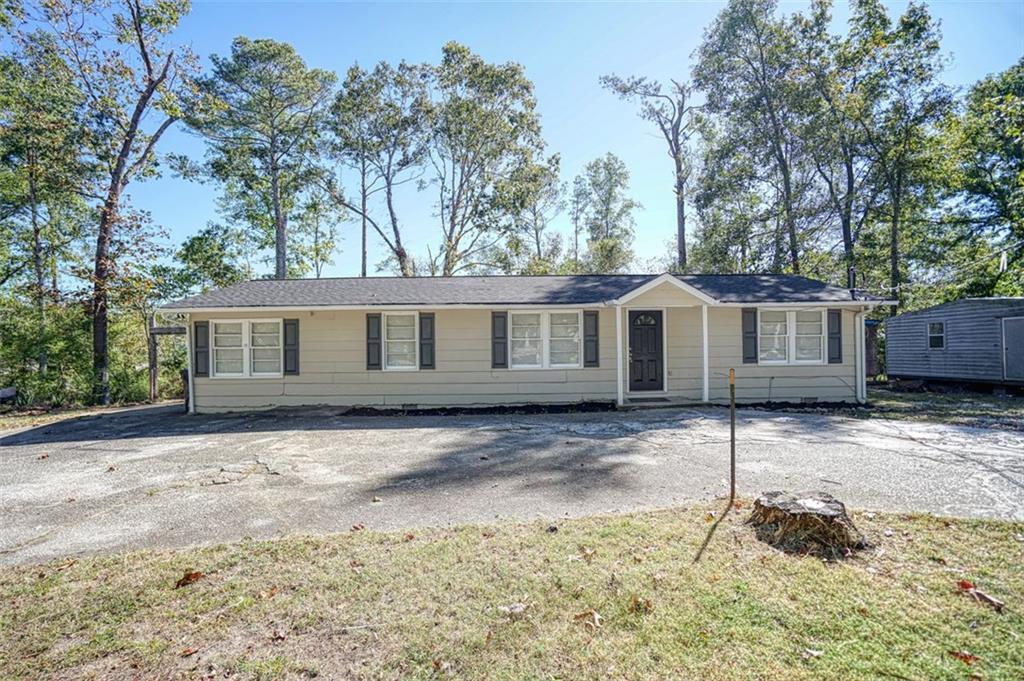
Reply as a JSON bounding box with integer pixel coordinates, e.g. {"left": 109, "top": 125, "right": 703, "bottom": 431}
{"left": 509, "top": 310, "right": 583, "bottom": 369}
{"left": 384, "top": 312, "right": 417, "bottom": 370}
{"left": 211, "top": 320, "right": 282, "bottom": 377}
{"left": 928, "top": 321, "right": 945, "bottom": 350}
{"left": 758, "top": 311, "right": 788, "bottom": 363}
{"left": 758, "top": 309, "right": 825, "bottom": 365}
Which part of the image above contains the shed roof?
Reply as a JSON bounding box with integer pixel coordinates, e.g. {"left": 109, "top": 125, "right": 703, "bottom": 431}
{"left": 160, "top": 273, "right": 884, "bottom": 311}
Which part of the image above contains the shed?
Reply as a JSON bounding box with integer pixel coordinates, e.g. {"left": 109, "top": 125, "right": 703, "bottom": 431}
{"left": 886, "top": 298, "right": 1024, "bottom": 387}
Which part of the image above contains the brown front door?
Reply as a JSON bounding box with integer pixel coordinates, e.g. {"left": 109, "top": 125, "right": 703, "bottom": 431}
{"left": 628, "top": 310, "right": 663, "bottom": 392}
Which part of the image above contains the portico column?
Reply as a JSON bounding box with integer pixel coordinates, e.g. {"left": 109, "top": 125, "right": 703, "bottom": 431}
{"left": 701, "top": 304, "right": 709, "bottom": 402}
{"left": 615, "top": 305, "right": 624, "bottom": 406}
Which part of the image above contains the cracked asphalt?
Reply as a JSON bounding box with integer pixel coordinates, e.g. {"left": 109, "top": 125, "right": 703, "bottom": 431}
{"left": 1, "top": 403, "right": 1022, "bottom": 565}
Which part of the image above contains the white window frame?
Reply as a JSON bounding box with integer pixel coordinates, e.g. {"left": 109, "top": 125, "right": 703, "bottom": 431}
{"left": 210, "top": 319, "right": 283, "bottom": 379}
{"left": 382, "top": 311, "right": 419, "bottom": 371}
{"left": 927, "top": 321, "right": 946, "bottom": 350}
{"left": 508, "top": 310, "right": 583, "bottom": 370}
{"left": 757, "top": 308, "right": 826, "bottom": 366}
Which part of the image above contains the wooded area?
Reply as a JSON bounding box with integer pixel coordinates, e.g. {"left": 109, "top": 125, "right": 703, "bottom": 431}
{"left": 0, "top": 0, "right": 1020, "bottom": 407}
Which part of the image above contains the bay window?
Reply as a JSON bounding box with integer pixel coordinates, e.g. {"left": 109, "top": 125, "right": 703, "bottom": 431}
{"left": 509, "top": 311, "right": 582, "bottom": 369}
{"left": 211, "top": 320, "right": 282, "bottom": 377}
{"left": 758, "top": 309, "right": 825, "bottom": 365}
{"left": 383, "top": 312, "right": 418, "bottom": 370}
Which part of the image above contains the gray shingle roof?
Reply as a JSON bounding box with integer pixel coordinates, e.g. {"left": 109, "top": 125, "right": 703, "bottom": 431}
{"left": 160, "top": 274, "right": 881, "bottom": 311}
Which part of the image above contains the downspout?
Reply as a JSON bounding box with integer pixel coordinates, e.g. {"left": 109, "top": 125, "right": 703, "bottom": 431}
{"left": 701, "top": 304, "right": 709, "bottom": 402}
{"left": 854, "top": 308, "right": 866, "bottom": 404}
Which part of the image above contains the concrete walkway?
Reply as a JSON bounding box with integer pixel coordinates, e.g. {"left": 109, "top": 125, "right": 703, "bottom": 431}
{"left": 1, "top": 404, "right": 1022, "bottom": 565}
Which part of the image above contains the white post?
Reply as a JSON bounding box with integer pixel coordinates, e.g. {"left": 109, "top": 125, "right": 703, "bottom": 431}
{"left": 615, "top": 305, "right": 624, "bottom": 407}
{"left": 184, "top": 314, "right": 196, "bottom": 414}
{"left": 701, "top": 304, "right": 709, "bottom": 402}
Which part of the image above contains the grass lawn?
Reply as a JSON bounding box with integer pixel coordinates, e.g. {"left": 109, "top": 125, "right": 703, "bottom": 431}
{"left": 1, "top": 505, "right": 1021, "bottom": 680}
{"left": 862, "top": 385, "right": 1024, "bottom": 430}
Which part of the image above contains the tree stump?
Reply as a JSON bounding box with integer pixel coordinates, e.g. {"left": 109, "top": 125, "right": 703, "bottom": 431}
{"left": 748, "top": 491, "right": 867, "bottom": 558}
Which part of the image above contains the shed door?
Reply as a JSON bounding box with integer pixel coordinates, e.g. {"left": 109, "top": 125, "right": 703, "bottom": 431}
{"left": 1004, "top": 317, "right": 1024, "bottom": 381}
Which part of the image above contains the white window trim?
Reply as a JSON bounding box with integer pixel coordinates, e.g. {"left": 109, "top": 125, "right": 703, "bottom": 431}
{"left": 210, "top": 319, "right": 284, "bottom": 379}
{"left": 382, "top": 311, "right": 419, "bottom": 371}
{"left": 757, "top": 308, "right": 827, "bottom": 366}
{"left": 508, "top": 310, "right": 583, "bottom": 370}
{"left": 927, "top": 320, "right": 946, "bottom": 350}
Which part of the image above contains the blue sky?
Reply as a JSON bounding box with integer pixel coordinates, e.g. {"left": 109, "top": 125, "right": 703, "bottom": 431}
{"left": 132, "top": 0, "right": 1024, "bottom": 278}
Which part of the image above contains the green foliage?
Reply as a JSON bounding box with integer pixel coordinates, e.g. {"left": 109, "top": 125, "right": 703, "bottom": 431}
{"left": 189, "top": 36, "right": 336, "bottom": 279}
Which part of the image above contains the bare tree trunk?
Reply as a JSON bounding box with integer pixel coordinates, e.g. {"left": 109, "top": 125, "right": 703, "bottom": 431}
{"left": 92, "top": 195, "right": 117, "bottom": 406}
{"left": 674, "top": 157, "right": 687, "bottom": 272}
{"left": 360, "top": 158, "right": 368, "bottom": 277}
{"left": 385, "top": 181, "right": 414, "bottom": 277}
{"left": 270, "top": 139, "right": 286, "bottom": 279}
{"left": 28, "top": 163, "right": 47, "bottom": 376}
{"left": 889, "top": 181, "right": 901, "bottom": 318}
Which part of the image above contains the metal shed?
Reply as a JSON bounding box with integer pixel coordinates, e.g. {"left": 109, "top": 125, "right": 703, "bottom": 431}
{"left": 886, "top": 298, "right": 1024, "bottom": 387}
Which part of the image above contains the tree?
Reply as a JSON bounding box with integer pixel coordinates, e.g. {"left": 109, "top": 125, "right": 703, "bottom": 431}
{"left": 601, "top": 75, "right": 699, "bottom": 270}
{"left": 853, "top": 0, "right": 952, "bottom": 312}
{"left": 695, "top": 0, "right": 809, "bottom": 273}
{"left": 940, "top": 57, "right": 1023, "bottom": 295}
{"left": 509, "top": 154, "right": 564, "bottom": 261}
{"left": 189, "top": 37, "right": 336, "bottom": 280}
{"left": 34, "top": 0, "right": 197, "bottom": 405}
{"left": 567, "top": 175, "right": 590, "bottom": 272}
{"left": 425, "top": 42, "right": 545, "bottom": 276}
{"left": 580, "top": 152, "right": 639, "bottom": 272}
{"left": 0, "top": 31, "right": 91, "bottom": 376}
{"left": 169, "top": 223, "right": 251, "bottom": 294}
{"left": 293, "top": 189, "right": 341, "bottom": 278}
{"left": 326, "top": 61, "right": 429, "bottom": 277}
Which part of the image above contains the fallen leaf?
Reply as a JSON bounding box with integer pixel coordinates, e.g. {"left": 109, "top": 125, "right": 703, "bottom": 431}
{"left": 371, "top": 496, "right": 381, "bottom": 503}
{"left": 350, "top": 523, "right": 365, "bottom": 532}
{"left": 958, "top": 580, "right": 1005, "bottom": 613}
{"left": 174, "top": 570, "right": 203, "bottom": 589}
{"left": 54, "top": 558, "right": 77, "bottom": 572}
{"left": 546, "top": 524, "right": 559, "bottom": 534}
{"left": 948, "top": 650, "right": 979, "bottom": 665}
{"left": 349, "top": 559, "right": 362, "bottom": 570}
{"left": 573, "top": 608, "right": 603, "bottom": 630}
{"left": 579, "top": 546, "right": 597, "bottom": 563}
{"left": 271, "top": 629, "right": 287, "bottom": 642}
{"left": 180, "top": 647, "right": 199, "bottom": 657}
{"left": 259, "top": 586, "right": 278, "bottom": 599}
{"left": 498, "top": 602, "right": 529, "bottom": 621}
{"left": 433, "top": 659, "right": 451, "bottom": 674}
{"left": 704, "top": 512, "right": 716, "bottom": 523}
{"left": 106, "top": 466, "right": 115, "bottom": 473}
{"left": 403, "top": 532, "right": 415, "bottom": 542}
{"left": 482, "top": 530, "right": 495, "bottom": 539}
{"left": 733, "top": 500, "right": 744, "bottom": 510}
{"left": 629, "top": 595, "right": 653, "bottom": 615}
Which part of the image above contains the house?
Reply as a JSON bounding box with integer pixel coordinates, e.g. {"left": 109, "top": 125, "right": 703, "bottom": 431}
{"left": 886, "top": 297, "right": 1024, "bottom": 388}
{"left": 159, "top": 273, "right": 888, "bottom": 413}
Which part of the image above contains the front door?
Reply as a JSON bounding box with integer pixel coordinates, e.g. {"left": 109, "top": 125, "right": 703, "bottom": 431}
{"left": 629, "top": 310, "right": 664, "bottom": 391}
{"left": 1004, "top": 317, "right": 1024, "bottom": 381}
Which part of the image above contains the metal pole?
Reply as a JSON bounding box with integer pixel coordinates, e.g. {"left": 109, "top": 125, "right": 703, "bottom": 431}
{"left": 729, "top": 367, "right": 736, "bottom": 503}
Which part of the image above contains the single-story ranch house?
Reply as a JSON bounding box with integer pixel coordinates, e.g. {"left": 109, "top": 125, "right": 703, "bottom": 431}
{"left": 160, "top": 273, "right": 887, "bottom": 414}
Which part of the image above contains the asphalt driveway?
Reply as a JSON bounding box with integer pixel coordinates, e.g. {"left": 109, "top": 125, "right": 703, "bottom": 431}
{"left": 1, "top": 404, "right": 1022, "bottom": 565}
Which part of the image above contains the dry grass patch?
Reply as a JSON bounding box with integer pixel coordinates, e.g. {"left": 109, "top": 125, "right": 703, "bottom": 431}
{"left": 1, "top": 504, "right": 1021, "bottom": 680}
{"left": 861, "top": 386, "right": 1024, "bottom": 430}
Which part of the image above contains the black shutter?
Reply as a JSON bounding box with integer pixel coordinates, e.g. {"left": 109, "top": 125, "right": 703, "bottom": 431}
{"left": 283, "top": 319, "right": 299, "bottom": 375}
{"left": 741, "top": 308, "right": 758, "bottom": 364}
{"left": 583, "top": 310, "right": 600, "bottom": 367}
{"left": 419, "top": 313, "right": 435, "bottom": 369}
{"left": 367, "top": 313, "right": 382, "bottom": 370}
{"left": 827, "top": 309, "right": 843, "bottom": 364}
{"left": 193, "top": 320, "right": 209, "bottom": 377}
{"left": 491, "top": 311, "right": 508, "bottom": 369}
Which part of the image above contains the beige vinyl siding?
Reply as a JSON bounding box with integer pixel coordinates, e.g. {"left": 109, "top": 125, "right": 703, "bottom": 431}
{"left": 615, "top": 305, "right": 859, "bottom": 404}
{"left": 192, "top": 297, "right": 862, "bottom": 412}
{"left": 192, "top": 309, "right": 617, "bottom": 412}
